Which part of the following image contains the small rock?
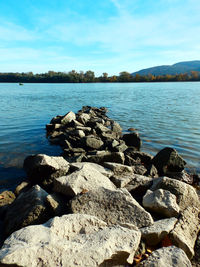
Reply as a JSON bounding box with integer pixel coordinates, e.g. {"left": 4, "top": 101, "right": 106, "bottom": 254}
{"left": 122, "top": 132, "right": 142, "bottom": 150}
{"left": 143, "top": 189, "right": 180, "bottom": 217}
{"left": 61, "top": 111, "right": 76, "bottom": 124}
{"left": 84, "top": 135, "right": 104, "bottom": 150}
{"left": 138, "top": 246, "right": 192, "bottom": 267}
{"left": 140, "top": 217, "right": 178, "bottom": 246}
{"left": 103, "top": 162, "right": 133, "bottom": 176}
{"left": 87, "top": 151, "right": 125, "bottom": 164}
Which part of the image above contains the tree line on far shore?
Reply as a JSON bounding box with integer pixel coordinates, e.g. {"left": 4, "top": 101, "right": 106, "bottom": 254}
{"left": 0, "top": 70, "right": 200, "bottom": 83}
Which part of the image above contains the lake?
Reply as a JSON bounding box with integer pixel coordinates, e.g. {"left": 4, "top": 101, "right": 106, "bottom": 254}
{"left": 0, "top": 82, "right": 200, "bottom": 190}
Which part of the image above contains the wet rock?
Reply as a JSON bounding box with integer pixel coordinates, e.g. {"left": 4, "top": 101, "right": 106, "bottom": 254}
{"left": 122, "top": 132, "right": 141, "bottom": 150}
{"left": 138, "top": 246, "right": 191, "bottom": 267}
{"left": 87, "top": 151, "right": 125, "bottom": 164}
{"left": 143, "top": 189, "right": 180, "bottom": 218}
{"left": 23, "top": 154, "right": 70, "bottom": 189}
{"left": 170, "top": 206, "right": 200, "bottom": 259}
{"left": 151, "top": 147, "right": 186, "bottom": 175}
{"left": 3, "top": 185, "right": 50, "bottom": 237}
{"left": 70, "top": 187, "right": 154, "bottom": 228}
{"left": 0, "top": 214, "right": 141, "bottom": 267}
{"left": 140, "top": 217, "right": 177, "bottom": 246}
{"left": 150, "top": 176, "right": 200, "bottom": 210}
{"left": 53, "top": 164, "right": 116, "bottom": 197}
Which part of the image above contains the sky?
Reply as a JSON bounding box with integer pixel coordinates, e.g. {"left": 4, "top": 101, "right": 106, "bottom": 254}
{"left": 0, "top": 0, "right": 200, "bottom": 76}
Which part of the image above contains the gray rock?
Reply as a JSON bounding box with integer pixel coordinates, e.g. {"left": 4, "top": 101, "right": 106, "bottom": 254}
{"left": 111, "top": 121, "right": 122, "bottom": 133}
{"left": 103, "top": 162, "right": 133, "bottom": 176}
{"left": 61, "top": 111, "right": 76, "bottom": 124}
{"left": 133, "top": 164, "right": 147, "bottom": 175}
{"left": 151, "top": 147, "right": 186, "bottom": 175}
{"left": 95, "top": 122, "right": 110, "bottom": 134}
{"left": 53, "top": 164, "right": 116, "bottom": 197}
{"left": 23, "top": 154, "right": 70, "bottom": 189}
{"left": 165, "top": 170, "right": 193, "bottom": 184}
{"left": 84, "top": 135, "right": 104, "bottom": 150}
{"left": 0, "top": 214, "right": 141, "bottom": 267}
{"left": 125, "top": 150, "right": 153, "bottom": 165}
{"left": 150, "top": 176, "right": 200, "bottom": 210}
{"left": 77, "top": 112, "right": 91, "bottom": 125}
{"left": 4, "top": 185, "right": 50, "bottom": 237}
{"left": 70, "top": 162, "right": 113, "bottom": 178}
{"left": 113, "top": 142, "right": 128, "bottom": 152}
{"left": 138, "top": 246, "right": 192, "bottom": 267}
{"left": 110, "top": 174, "right": 133, "bottom": 188}
{"left": 143, "top": 189, "right": 180, "bottom": 217}
{"left": 70, "top": 187, "right": 154, "bottom": 228}
{"left": 170, "top": 206, "right": 200, "bottom": 259}
{"left": 87, "top": 151, "right": 125, "bottom": 164}
{"left": 140, "top": 217, "right": 177, "bottom": 245}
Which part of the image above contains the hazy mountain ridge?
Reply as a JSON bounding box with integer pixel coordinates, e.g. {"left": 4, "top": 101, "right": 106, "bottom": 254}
{"left": 132, "top": 60, "right": 200, "bottom": 76}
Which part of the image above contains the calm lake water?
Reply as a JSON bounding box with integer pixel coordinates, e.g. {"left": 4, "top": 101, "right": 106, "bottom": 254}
{"left": 0, "top": 82, "right": 200, "bottom": 190}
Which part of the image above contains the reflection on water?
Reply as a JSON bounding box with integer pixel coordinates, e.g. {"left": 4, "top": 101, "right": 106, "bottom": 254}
{"left": 0, "top": 82, "right": 200, "bottom": 189}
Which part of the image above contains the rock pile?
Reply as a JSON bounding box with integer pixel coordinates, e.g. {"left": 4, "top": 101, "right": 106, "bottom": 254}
{"left": 0, "top": 106, "right": 199, "bottom": 267}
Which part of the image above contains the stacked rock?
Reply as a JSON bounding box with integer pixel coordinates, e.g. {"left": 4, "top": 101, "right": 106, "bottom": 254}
{"left": 0, "top": 106, "right": 199, "bottom": 267}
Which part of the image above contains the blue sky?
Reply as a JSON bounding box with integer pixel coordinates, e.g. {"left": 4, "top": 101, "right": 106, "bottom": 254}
{"left": 0, "top": 0, "right": 200, "bottom": 75}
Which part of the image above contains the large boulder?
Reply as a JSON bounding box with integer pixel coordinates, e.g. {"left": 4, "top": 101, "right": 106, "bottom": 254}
{"left": 53, "top": 164, "right": 116, "bottom": 197}
{"left": 138, "top": 246, "right": 191, "bottom": 267}
{"left": 151, "top": 147, "right": 186, "bottom": 175}
{"left": 60, "top": 111, "right": 76, "bottom": 124}
{"left": 0, "top": 214, "right": 141, "bottom": 267}
{"left": 70, "top": 187, "right": 154, "bottom": 228}
{"left": 23, "top": 154, "right": 70, "bottom": 189}
{"left": 3, "top": 185, "right": 51, "bottom": 237}
{"left": 150, "top": 176, "right": 199, "bottom": 210}
{"left": 143, "top": 189, "right": 180, "bottom": 218}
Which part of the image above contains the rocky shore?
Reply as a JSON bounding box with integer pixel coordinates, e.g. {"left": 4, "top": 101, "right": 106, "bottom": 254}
{"left": 0, "top": 106, "right": 199, "bottom": 266}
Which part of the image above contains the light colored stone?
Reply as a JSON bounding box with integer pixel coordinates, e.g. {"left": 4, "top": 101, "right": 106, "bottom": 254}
{"left": 110, "top": 174, "right": 133, "bottom": 188}
{"left": 140, "top": 217, "right": 177, "bottom": 245}
{"left": 0, "top": 214, "right": 141, "bottom": 267}
{"left": 103, "top": 162, "right": 133, "bottom": 176}
{"left": 61, "top": 111, "right": 76, "bottom": 124}
{"left": 4, "top": 185, "right": 50, "bottom": 237}
{"left": 150, "top": 176, "right": 200, "bottom": 210}
{"left": 70, "top": 162, "right": 113, "bottom": 178}
{"left": 143, "top": 189, "right": 180, "bottom": 217}
{"left": 70, "top": 187, "right": 154, "bottom": 228}
{"left": 138, "top": 246, "right": 192, "bottom": 267}
{"left": 84, "top": 135, "right": 104, "bottom": 150}
{"left": 53, "top": 164, "right": 116, "bottom": 197}
{"left": 77, "top": 112, "right": 91, "bottom": 125}
{"left": 170, "top": 206, "right": 200, "bottom": 259}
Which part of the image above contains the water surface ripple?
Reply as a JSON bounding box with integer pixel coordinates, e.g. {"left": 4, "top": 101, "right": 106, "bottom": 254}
{"left": 0, "top": 82, "right": 200, "bottom": 189}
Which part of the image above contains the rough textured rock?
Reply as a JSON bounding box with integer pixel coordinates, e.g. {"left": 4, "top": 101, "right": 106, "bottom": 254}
{"left": 125, "top": 175, "right": 153, "bottom": 204}
{"left": 122, "top": 132, "right": 141, "bottom": 150}
{"left": 61, "top": 111, "right": 76, "bottom": 124}
{"left": 0, "top": 214, "right": 141, "bottom": 267}
{"left": 3, "top": 185, "right": 50, "bottom": 237}
{"left": 138, "top": 246, "right": 192, "bottom": 267}
{"left": 70, "top": 187, "right": 154, "bottom": 228}
{"left": 53, "top": 164, "right": 116, "bottom": 197}
{"left": 151, "top": 147, "right": 186, "bottom": 175}
{"left": 143, "top": 189, "right": 180, "bottom": 217}
{"left": 84, "top": 135, "right": 104, "bottom": 150}
{"left": 110, "top": 174, "right": 133, "bottom": 188}
{"left": 125, "top": 149, "right": 153, "bottom": 165}
{"left": 170, "top": 206, "right": 200, "bottom": 259}
{"left": 140, "top": 217, "right": 177, "bottom": 245}
{"left": 103, "top": 162, "right": 133, "bottom": 176}
{"left": 0, "top": 191, "right": 15, "bottom": 207}
{"left": 87, "top": 151, "right": 125, "bottom": 164}
{"left": 23, "top": 154, "right": 70, "bottom": 189}
{"left": 150, "top": 177, "right": 200, "bottom": 210}
{"left": 165, "top": 170, "right": 193, "bottom": 184}
{"left": 70, "top": 162, "right": 113, "bottom": 177}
